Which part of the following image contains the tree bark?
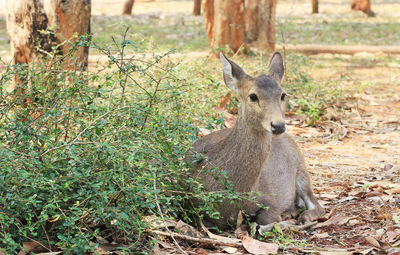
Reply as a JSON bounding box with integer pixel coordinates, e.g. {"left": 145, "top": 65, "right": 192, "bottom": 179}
{"left": 312, "top": 0, "right": 318, "bottom": 14}
{"left": 6, "top": 0, "right": 56, "bottom": 92}
{"left": 48, "top": 0, "right": 92, "bottom": 69}
{"left": 193, "top": 0, "right": 201, "bottom": 16}
{"left": 244, "top": 0, "right": 260, "bottom": 43}
{"left": 122, "top": 0, "right": 135, "bottom": 15}
{"left": 244, "top": 0, "right": 278, "bottom": 52}
{"left": 351, "top": 0, "right": 375, "bottom": 17}
{"left": 6, "top": 0, "right": 53, "bottom": 66}
{"left": 203, "top": 0, "right": 245, "bottom": 55}
{"left": 7, "top": 0, "right": 91, "bottom": 72}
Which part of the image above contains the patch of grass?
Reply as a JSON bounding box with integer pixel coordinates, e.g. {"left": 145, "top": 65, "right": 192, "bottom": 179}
{"left": 260, "top": 227, "right": 307, "bottom": 247}
{"left": 91, "top": 14, "right": 208, "bottom": 54}
{"left": 276, "top": 19, "right": 400, "bottom": 46}
{"left": 0, "top": 18, "right": 10, "bottom": 53}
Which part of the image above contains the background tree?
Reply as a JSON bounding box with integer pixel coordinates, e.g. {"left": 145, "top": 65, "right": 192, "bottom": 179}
{"left": 6, "top": 0, "right": 56, "bottom": 92}
{"left": 244, "top": 0, "right": 278, "bottom": 51}
{"left": 122, "top": 0, "right": 135, "bottom": 15}
{"left": 48, "top": 0, "right": 92, "bottom": 69}
{"left": 203, "top": 0, "right": 278, "bottom": 55}
{"left": 6, "top": 0, "right": 91, "bottom": 74}
{"left": 203, "top": 0, "right": 245, "bottom": 54}
{"left": 193, "top": 0, "right": 201, "bottom": 16}
{"left": 312, "top": 0, "right": 319, "bottom": 13}
{"left": 351, "top": 0, "right": 375, "bottom": 17}
{"left": 6, "top": 0, "right": 53, "bottom": 67}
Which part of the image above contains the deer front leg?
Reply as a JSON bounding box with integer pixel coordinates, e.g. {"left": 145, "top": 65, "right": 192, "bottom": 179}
{"left": 296, "top": 169, "right": 324, "bottom": 224}
{"left": 255, "top": 196, "right": 282, "bottom": 225}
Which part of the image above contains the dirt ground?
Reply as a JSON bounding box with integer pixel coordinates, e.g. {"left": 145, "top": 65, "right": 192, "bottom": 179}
{"left": 285, "top": 54, "right": 400, "bottom": 254}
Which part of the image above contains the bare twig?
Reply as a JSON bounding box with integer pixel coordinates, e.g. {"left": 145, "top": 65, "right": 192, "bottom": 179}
{"left": 40, "top": 142, "right": 95, "bottom": 157}
{"left": 153, "top": 172, "right": 188, "bottom": 255}
{"left": 2, "top": 144, "right": 32, "bottom": 158}
{"left": 23, "top": 236, "right": 51, "bottom": 252}
{"left": 151, "top": 230, "right": 243, "bottom": 248}
{"left": 70, "top": 106, "right": 130, "bottom": 145}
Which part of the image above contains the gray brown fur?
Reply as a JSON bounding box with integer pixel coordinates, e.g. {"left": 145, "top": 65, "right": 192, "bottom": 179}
{"left": 189, "top": 53, "right": 323, "bottom": 229}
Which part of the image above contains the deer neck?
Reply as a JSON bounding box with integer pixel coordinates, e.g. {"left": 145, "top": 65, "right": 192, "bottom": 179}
{"left": 211, "top": 112, "right": 272, "bottom": 192}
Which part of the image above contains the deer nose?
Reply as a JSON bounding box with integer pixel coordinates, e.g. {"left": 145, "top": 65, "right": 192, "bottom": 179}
{"left": 271, "top": 121, "right": 286, "bottom": 135}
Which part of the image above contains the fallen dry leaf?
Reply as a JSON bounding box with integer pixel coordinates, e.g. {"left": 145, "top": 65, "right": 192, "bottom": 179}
{"left": 364, "top": 191, "right": 381, "bottom": 197}
{"left": 18, "top": 241, "right": 47, "bottom": 255}
{"left": 348, "top": 219, "right": 361, "bottom": 226}
{"left": 365, "top": 236, "right": 381, "bottom": 248}
{"left": 375, "top": 229, "right": 385, "bottom": 239}
{"left": 198, "top": 127, "right": 212, "bottom": 136}
{"left": 241, "top": 236, "right": 279, "bottom": 255}
{"left": 93, "top": 246, "right": 108, "bottom": 255}
{"left": 236, "top": 210, "right": 244, "bottom": 228}
{"left": 388, "top": 187, "right": 400, "bottom": 194}
{"left": 222, "top": 111, "right": 237, "bottom": 128}
{"left": 216, "top": 92, "right": 232, "bottom": 110}
{"left": 375, "top": 213, "right": 393, "bottom": 220}
{"left": 384, "top": 230, "right": 400, "bottom": 243}
{"left": 314, "top": 215, "right": 353, "bottom": 228}
{"left": 221, "top": 246, "right": 238, "bottom": 254}
{"left": 200, "top": 221, "right": 241, "bottom": 244}
{"left": 384, "top": 164, "right": 394, "bottom": 171}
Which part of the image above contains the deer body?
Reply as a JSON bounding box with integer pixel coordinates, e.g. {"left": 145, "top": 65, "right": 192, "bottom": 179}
{"left": 190, "top": 53, "right": 323, "bottom": 229}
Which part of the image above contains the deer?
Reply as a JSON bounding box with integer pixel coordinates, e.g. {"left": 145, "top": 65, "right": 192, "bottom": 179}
{"left": 188, "top": 52, "right": 324, "bottom": 230}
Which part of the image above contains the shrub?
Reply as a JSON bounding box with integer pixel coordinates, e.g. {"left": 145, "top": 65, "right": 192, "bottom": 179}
{"left": 0, "top": 34, "right": 207, "bottom": 254}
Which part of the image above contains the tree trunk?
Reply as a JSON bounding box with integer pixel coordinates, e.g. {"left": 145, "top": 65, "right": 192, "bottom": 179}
{"left": 6, "top": 0, "right": 55, "bottom": 92}
{"left": 312, "top": 0, "right": 318, "bottom": 14}
{"left": 193, "top": 0, "right": 201, "bottom": 15}
{"left": 48, "top": 0, "right": 92, "bottom": 69}
{"left": 203, "top": 0, "right": 245, "bottom": 55}
{"left": 7, "top": 0, "right": 91, "bottom": 72}
{"left": 244, "top": 0, "right": 277, "bottom": 52}
{"left": 244, "top": 0, "right": 259, "bottom": 43}
{"left": 122, "top": 0, "right": 135, "bottom": 15}
{"left": 6, "top": 0, "right": 52, "bottom": 66}
{"left": 351, "top": 0, "right": 375, "bottom": 17}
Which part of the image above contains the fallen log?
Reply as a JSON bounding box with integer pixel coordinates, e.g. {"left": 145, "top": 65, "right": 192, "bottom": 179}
{"left": 276, "top": 44, "right": 400, "bottom": 55}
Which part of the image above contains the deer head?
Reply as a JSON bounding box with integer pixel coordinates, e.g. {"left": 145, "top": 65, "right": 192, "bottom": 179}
{"left": 220, "top": 52, "right": 286, "bottom": 135}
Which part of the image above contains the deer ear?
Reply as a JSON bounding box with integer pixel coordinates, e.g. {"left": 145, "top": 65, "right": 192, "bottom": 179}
{"left": 220, "top": 53, "right": 247, "bottom": 93}
{"left": 268, "top": 52, "right": 285, "bottom": 82}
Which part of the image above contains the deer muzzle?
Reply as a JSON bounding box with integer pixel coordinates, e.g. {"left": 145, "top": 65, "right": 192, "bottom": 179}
{"left": 271, "top": 121, "right": 286, "bottom": 135}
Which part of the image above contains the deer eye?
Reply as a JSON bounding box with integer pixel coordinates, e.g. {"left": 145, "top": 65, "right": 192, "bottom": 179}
{"left": 280, "top": 93, "right": 286, "bottom": 101}
{"left": 249, "top": 93, "right": 258, "bottom": 102}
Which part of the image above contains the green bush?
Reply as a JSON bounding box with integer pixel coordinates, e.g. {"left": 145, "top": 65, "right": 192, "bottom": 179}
{"left": 0, "top": 35, "right": 209, "bottom": 254}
